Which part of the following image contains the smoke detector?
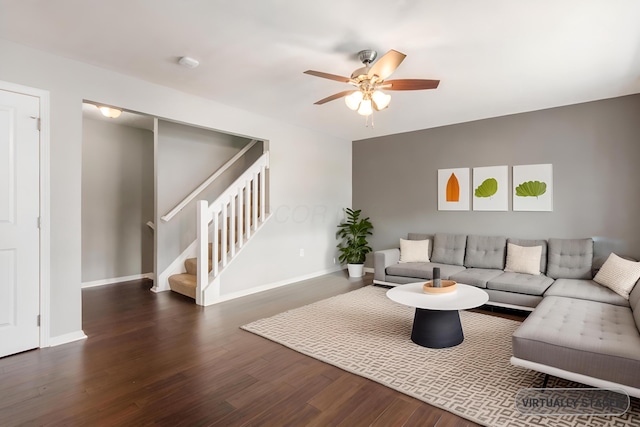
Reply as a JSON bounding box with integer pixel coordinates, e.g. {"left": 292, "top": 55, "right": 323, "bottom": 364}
{"left": 178, "top": 56, "right": 200, "bottom": 69}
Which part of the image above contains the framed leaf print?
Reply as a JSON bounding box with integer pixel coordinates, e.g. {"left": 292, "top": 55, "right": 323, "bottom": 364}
{"left": 438, "top": 168, "right": 470, "bottom": 211}
{"left": 513, "top": 164, "right": 553, "bottom": 211}
{"left": 473, "top": 166, "right": 508, "bottom": 211}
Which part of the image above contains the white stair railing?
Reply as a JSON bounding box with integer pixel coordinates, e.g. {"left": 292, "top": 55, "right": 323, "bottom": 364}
{"left": 196, "top": 152, "right": 270, "bottom": 305}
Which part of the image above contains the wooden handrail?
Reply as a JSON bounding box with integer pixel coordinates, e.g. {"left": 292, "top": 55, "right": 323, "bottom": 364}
{"left": 161, "top": 139, "right": 258, "bottom": 222}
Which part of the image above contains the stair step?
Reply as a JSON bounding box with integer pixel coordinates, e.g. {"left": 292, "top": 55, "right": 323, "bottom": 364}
{"left": 185, "top": 257, "right": 212, "bottom": 275}
{"left": 168, "top": 273, "right": 196, "bottom": 299}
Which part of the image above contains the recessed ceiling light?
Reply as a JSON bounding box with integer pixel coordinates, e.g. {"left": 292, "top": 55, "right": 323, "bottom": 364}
{"left": 178, "top": 56, "right": 200, "bottom": 69}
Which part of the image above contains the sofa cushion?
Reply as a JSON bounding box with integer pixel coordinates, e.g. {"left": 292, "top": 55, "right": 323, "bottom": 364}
{"left": 547, "top": 238, "right": 593, "bottom": 279}
{"left": 464, "top": 235, "right": 506, "bottom": 269}
{"left": 399, "top": 238, "right": 430, "bottom": 263}
{"left": 593, "top": 253, "right": 640, "bottom": 300}
{"left": 512, "top": 296, "right": 640, "bottom": 388}
{"left": 504, "top": 243, "right": 542, "bottom": 275}
{"left": 544, "top": 278, "right": 629, "bottom": 307}
{"left": 487, "top": 272, "right": 554, "bottom": 296}
{"left": 431, "top": 233, "right": 467, "bottom": 266}
{"left": 385, "top": 262, "right": 466, "bottom": 280}
{"left": 407, "top": 233, "right": 434, "bottom": 259}
{"left": 450, "top": 268, "right": 504, "bottom": 289}
{"left": 508, "top": 238, "right": 548, "bottom": 274}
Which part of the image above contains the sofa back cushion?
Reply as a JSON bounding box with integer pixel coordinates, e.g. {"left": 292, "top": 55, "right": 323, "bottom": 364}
{"left": 507, "top": 238, "right": 548, "bottom": 274}
{"left": 464, "top": 235, "right": 507, "bottom": 269}
{"left": 407, "top": 233, "right": 433, "bottom": 259}
{"left": 431, "top": 233, "right": 467, "bottom": 266}
{"left": 547, "top": 238, "right": 593, "bottom": 279}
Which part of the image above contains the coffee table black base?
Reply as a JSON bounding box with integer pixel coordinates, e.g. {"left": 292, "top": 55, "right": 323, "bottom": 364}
{"left": 411, "top": 308, "right": 464, "bottom": 348}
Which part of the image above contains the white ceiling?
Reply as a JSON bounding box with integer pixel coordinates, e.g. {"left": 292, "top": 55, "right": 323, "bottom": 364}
{"left": 2, "top": 0, "right": 640, "bottom": 141}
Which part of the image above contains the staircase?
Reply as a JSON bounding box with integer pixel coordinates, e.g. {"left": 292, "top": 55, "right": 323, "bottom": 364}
{"left": 167, "top": 152, "right": 269, "bottom": 305}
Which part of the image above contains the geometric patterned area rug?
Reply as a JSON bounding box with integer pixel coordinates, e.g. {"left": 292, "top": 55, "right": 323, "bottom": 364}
{"left": 242, "top": 285, "right": 640, "bottom": 427}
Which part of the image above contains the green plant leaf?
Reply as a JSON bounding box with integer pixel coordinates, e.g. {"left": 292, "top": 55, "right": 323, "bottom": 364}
{"left": 336, "top": 208, "right": 374, "bottom": 264}
{"left": 515, "top": 180, "right": 547, "bottom": 197}
{"left": 474, "top": 178, "right": 498, "bottom": 198}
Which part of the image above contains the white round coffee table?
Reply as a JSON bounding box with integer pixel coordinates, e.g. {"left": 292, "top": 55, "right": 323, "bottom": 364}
{"left": 387, "top": 282, "right": 489, "bottom": 348}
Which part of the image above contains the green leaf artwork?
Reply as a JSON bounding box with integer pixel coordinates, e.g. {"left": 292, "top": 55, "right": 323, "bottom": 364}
{"left": 515, "top": 180, "right": 547, "bottom": 198}
{"left": 474, "top": 178, "right": 498, "bottom": 198}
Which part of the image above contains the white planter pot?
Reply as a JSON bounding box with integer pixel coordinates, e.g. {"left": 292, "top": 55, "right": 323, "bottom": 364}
{"left": 347, "top": 263, "right": 364, "bottom": 278}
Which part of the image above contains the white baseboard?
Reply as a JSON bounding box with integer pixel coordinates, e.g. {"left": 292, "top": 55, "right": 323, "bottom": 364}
{"left": 364, "top": 267, "right": 374, "bottom": 273}
{"left": 82, "top": 273, "right": 154, "bottom": 288}
{"left": 215, "top": 266, "right": 344, "bottom": 304}
{"left": 49, "top": 330, "right": 87, "bottom": 347}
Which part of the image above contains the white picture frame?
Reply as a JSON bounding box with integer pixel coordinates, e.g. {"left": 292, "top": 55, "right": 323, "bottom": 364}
{"left": 513, "top": 164, "right": 553, "bottom": 211}
{"left": 472, "top": 166, "right": 508, "bottom": 211}
{"left": 438, "top": 168, "right": 470, "bottom": 211}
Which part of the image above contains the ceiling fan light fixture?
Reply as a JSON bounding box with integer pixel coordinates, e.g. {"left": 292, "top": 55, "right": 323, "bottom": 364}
{"left": 357, "top": 99, "right": 373, "bottom": 116}
{"left": 97, "top": 106, "right": 122, "bottom": 118}
{"left": 304, "top": 49, "right": 439, "bottom": 125}
{"left": 371, "top": 90, "right": 391, "bottom": 110}
{"left": 345, "top": 91, "right": 363, "bottom": 110}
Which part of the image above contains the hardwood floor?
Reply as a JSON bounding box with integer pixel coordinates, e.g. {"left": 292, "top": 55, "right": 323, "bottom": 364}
{"left": 0, "top": 273, "right": 525, "bottom": 426}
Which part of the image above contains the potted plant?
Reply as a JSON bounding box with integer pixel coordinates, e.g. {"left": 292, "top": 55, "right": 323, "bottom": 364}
{"left": 336, "top": 208, "right": 374, "bottom": 278}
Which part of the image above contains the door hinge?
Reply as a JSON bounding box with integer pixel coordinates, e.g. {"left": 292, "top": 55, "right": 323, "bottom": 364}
{"left": 37, "top": 217, "right": 41, "bottom": 228}
{"left": 30, "top": 116, "right": 41, "bottom": 131}
{"left": 37, "top": 315, "right": 40, "bottom": 326}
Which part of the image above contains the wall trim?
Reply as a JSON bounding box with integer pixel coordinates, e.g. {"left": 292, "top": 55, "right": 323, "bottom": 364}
{"left": 216, "top": 266, "right": 345, "bottom": 304}
{"left": 49, "top": 330, "right": 87, "bottom": 347}
{"left": 82, "top": 273, "right": 154, "bottom": 288}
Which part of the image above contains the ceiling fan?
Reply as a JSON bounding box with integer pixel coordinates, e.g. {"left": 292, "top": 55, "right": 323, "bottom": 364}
{"left": 304, "top": 49, "right": 439, "bottom": 117}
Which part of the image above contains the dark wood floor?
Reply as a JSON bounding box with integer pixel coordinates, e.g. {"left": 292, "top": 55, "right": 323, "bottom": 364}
{"left": 0, "top": 273, "right": 525, "bottom": 426}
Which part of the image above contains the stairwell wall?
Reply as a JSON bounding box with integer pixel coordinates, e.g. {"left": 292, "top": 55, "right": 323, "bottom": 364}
{"left": 0, "top": 38, "right": 351, "bottom": 343}
{"left": 156, "top": 121, "right": 261, "bottom": 277}
{"left": 81, "top": 118, "right": 154, "bottom": 284}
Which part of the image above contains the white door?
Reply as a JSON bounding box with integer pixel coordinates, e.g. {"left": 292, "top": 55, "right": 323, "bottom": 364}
{"left": 0, "top": 89, "right": 40, "bottom": 358}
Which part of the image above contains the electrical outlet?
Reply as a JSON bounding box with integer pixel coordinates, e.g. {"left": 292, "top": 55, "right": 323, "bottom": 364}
{"left": 299, "top": 248, "right": 304, "bottom": 257}
{"left": 333, "top": 257, "right": 336, "bottom": 264}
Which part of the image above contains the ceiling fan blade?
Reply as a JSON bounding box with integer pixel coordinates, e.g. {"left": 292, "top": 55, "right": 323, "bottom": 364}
{"left": 304, "top": 70, "right": 351, "bottom": 83}
{"left": 368, "top": 50, "right": 406, "bottom": 80}
{"left": 383, "top": 79, "right": 440, "bottom": 90}
{"left": 313, "top": 90, "right": 357, "bottom": 105}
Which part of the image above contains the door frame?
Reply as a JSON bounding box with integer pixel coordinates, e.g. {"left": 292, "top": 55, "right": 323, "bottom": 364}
{"left": 0, "top": 80, "right": 51, "bottom": 348}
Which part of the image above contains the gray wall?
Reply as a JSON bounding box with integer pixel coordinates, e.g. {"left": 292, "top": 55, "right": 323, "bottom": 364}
{"left": 156, "top": 120, "right": 261, "bottom": 274}
{"left": 82, "top": 118, "right": 154, "bottom": 282}
{"left": 353, "top": 94, "right": 640, "bottom": 265}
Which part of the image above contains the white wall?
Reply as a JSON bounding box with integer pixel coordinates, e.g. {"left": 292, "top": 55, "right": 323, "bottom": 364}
{"left": 0, "top": 39, "right": 351, "bottom": 342}
{"left": 82, "top": 118, "right": 154, "bottom": 283}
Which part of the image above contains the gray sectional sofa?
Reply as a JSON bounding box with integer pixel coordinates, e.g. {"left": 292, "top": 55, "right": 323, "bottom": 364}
{"left": 374, "top": 233, "right": 640, "bottom": 398}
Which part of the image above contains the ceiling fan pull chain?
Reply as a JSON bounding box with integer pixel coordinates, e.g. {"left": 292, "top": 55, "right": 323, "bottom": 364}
{"left": 365, "top": 113, "right": 374, "bottom": 128}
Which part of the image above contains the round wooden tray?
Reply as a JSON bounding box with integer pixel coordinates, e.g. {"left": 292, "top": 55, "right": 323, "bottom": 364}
{"left": 423, "top": 280, "right": 457, "bottom": 294}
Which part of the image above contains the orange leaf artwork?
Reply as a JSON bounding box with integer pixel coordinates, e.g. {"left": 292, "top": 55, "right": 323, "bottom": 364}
{"left": 446, "top": 173, "right": 460, "bottom": 202}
